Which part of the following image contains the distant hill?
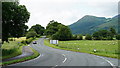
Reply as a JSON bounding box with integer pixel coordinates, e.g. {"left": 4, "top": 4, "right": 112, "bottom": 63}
{"left": 69, "top": 15, "right": 119, "bottom": 34}
{"left": 94, "top": 15, "right": 119, "bottom": 33}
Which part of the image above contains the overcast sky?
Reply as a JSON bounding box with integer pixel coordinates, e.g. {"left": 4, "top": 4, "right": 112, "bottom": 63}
{"left": 20, "top": 0, "right": 119, "bottom": 28}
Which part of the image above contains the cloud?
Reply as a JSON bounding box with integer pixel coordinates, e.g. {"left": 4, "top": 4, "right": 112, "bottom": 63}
{"left": 20, "top": 0, "right": 119, "bottom": 28}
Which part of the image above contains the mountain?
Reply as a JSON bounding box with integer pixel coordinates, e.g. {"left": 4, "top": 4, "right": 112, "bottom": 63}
{"left": 69, "top": 15, "right": 107, "bottom": 34}
{"left": 94, "top": 15, "right": 119, "bottom": 33}
{"left": 69, "top": 15, "right": 119, "bottom": 34}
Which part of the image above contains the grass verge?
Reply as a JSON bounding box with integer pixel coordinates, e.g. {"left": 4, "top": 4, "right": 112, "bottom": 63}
{"left": 1, "top": 47, "right": 40, "bottom": 66}
{"left": 44, "top": 39, "right": 119, "bottom": 59}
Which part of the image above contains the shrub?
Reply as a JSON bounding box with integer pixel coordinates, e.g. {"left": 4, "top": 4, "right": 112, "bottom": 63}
{"left": 9, "top": 38, "right": 14, "bottom": 41}
{"left": 72, "top": 35, "right": 77, "bottom": 40}
{"left": 21, "top": 38, "right": 34, "bottom": 44}
{"left": 26, "top": 38, "right": 34, "bottom": 44}
{"left": 116, "top": 34, "right": 120, "bottom": 40}
{"left": 21, "top": 40, "right": 27, "bottom": 44}
{"left": 85, "top": 34, "right": 92, "bottom": 40}
{"left": 107, "top": 36, "right": 113, "bottom": 40}
{"left": 26, "top": 30, "right": 37, "bottom": 39}
{"left": 77, "top": 34, "right": 83, "bottom": 40}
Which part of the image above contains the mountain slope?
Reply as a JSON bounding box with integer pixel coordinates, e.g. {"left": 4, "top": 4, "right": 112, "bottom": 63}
{"left": 69, "top": 15, "right": 107, "bottom": 34}
{"left": 69, "top": 15, "right": 119, "bottom": 34}
{"left": 94, "top": 15, "right": 119, "bottom": 33}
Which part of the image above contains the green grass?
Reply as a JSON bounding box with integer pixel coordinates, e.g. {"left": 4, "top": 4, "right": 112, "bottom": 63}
{"left": 1, "top": 37, "right": 40, "bottom": 66}
{"left": 1, "top": 47, "right": 40, "bottom": 66}
{"left": 1, "top": 37, "right": 26, "bottom": 59}
{"left": 44, "top": 39, "right": 119, "bottom": 59}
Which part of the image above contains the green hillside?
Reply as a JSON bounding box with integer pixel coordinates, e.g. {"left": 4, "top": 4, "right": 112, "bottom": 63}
{"left": 94, "top": 15, "right": 119, "bottom": 33}
{"left": 69, "top": 15, "right": 119, "bottom": 34}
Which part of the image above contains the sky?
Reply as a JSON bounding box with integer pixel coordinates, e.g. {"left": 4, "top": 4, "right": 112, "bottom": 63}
{"left": 20, "top": 0, "right": 119, "bottom": 28}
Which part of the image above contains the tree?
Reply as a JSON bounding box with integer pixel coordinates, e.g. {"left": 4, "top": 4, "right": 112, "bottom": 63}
{"left": 116, "top": 34, "right": 120, "bottom": 40}
{"left": 26, "top": 30, "right": 37, "bottom": 39}
{"left": 45, "top": 20, "right": 62, "bottom": 36}
{"left": 92, "top": 31, "right": 101, "bottom": 40}
{"left": 72, "top": 35, "right": 77, "bottom": 40}
{"left": 92, "top": 29, "right": 114, "bottom": 40}
{"left": 2, "top": 2, "right": 30, "bottom": 42}
{"left": 109, "top": 27, "right": 116, "bottom": 37}
{"left": 29, "top": 24, "right": 45, "bottom": 36}
{"left": 77, "top": 34, "right": 83, "bottom": 40}
{"left": 85, "top": 34, "right": 92, "bottom": 40}
{"left": 52, "top": 25, "right": 72, "bottom": 41}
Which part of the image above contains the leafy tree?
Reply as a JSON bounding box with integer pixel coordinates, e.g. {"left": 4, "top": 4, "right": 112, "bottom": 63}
{"left": 116, "top": 34, "right": 120, "bottom": 40}
{"left": 92, "top": 31, "right": 101, "bottom": 40}
{"left": 92, "top": 29, "right": 114, "bottom": 40}
{"left": 52, "top": 25, "right": 72, "bottom": 41}
{"left": 72, "top": 35, "right": 77, "bottom": 40}
{"left": 77, "top": 34, "right": 83, "bottom": 40}
{"left": 2, "top": 2, "right": 30, "bottom": 42}
{"left": 85, "top": 34, "right": 92, "bottom": 40}
{"left": 26, "top": 30, "right": 37, "bottom": 39}
{"left": 29, "top": 24, "right": 45, "bottom": 36}
{"left": 45, "top": 20, "right": 62, "bottom": 36}
{"left": 109, "top": 27, "right": 116, "bottom": 37}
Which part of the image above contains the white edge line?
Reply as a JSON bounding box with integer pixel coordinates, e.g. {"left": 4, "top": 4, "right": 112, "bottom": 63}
{"left": 55, "top": 65, "right": 58, "bottom": 66}
{"left": 52, "top": 65, "right": 58, "bottom": 68}
{"left": 96, "top": 56, "right": 116, "bottom": 68}
{"left": 9, "top": 53, "right": 42, "bottom": 66}
{"left": 62, "top": 54, "right": 67, "bottom": 63}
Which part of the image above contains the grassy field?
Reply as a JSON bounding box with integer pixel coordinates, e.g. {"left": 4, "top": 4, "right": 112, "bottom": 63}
{"left": 1, "top": 47, "right": 40, "bottom": 66}
{"left": 1, "top": 37, "right": 40, "bottom": 66}
{"left": 2, "top": 37, "right": 26, "bottom": 59}
{"left": 44, "top": 39, "right": 119, "bottom": 59}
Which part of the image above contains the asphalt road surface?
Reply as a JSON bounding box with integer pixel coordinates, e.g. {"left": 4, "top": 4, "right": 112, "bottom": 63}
{"left": 6, "top": 38, "right": 119, "bottom": 68}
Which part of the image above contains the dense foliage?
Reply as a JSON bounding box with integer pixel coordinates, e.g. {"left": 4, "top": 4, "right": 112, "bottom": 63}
{"left": 29, "top": 24, "right": 45, "bottom": 36}
{"left": 85, "top": 34, "right": 92, "bottom": 40}
{"left": 45, "top": 20, "right": 72, "bottom": 41}
{"left": 26, "top": 30, "right": 37, "bottom": 39}
{"left": 2, "top": 2, "right": 30, "bottom": 42}
{"left": 92, "top": 28, "right": 116, "bottom": 40}
{"left": 72, "top": 34, "right": 83, "bottom": 40}
{"left": 116, "top": 34, "right": 120, "bottom": 40}
{"left": 45, "top": 20, "right": 61, "bottom": 36}
{"left": 52, "top": 25, "right": 72, "bottom": 41}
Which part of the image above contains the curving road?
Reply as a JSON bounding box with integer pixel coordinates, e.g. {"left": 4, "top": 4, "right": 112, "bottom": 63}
{"left": 6, "top": 38, "right": 119, "bottom": 68}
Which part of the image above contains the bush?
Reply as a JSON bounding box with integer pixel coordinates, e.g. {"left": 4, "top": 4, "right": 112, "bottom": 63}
{"left": 85, "top": 34, "right": 92, "bottom": 40}
{"left": 2, "top": 48, "right": 17, "bottom": 56}
{"left": 77, "top": 34, "right": 83, "bottom": 40}
{"left": 21, "top": 38, "right": 34, "bottom": 44}
{"left": 107, "top": 36, "right": 113, "bottom": 40}
{"left": 116, "top": 34, "right": 120, "bottom": 40}
{"left": 26, "top": 38, "right": 34, "bottom": 44}
{"left": 21, "top": 40, "right": 27, "bottom": 44}
{"left": 9, "top": 38, "right": 13, "bottom": 41}
{"left": 26, "top": 30, "right": 37, "bottom": 39}
{"left": 72, "top": 35, "right": 77, "bottom": 40}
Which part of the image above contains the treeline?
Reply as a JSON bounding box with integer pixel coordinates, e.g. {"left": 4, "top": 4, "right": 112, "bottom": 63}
{"left": 44, "top": 20, "right": 72, "bottom": 41}
{"left": 26, "top": 20, "right": 120, "bottom": 41}
{"left": 72, "top": 28, "right": 120, "bottom": 40}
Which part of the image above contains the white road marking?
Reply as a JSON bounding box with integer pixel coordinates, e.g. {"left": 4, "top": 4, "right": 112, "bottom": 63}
{"left": 55, "top": 65, "right": 58, "bottom": 66}
{"left": 63, "top": 58, "right": 67, "bottom": 63}
{"left": 51, "top": 65, "right": 58, "bottom": 68}
{"left": 9, "top": 53, "right": 42, "bottom": 66}
{"left": 62, "top": 54, "right": 67, "bottom": 63}
{"left": 96, "top": 56, "right": 116, "bottom": 68}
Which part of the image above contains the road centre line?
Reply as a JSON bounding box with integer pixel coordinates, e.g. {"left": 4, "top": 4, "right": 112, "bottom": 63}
{"left": 62, "top": 54, "right": 67, "bottom": 63}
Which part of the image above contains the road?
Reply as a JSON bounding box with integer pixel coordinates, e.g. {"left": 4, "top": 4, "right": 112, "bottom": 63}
{"left": 5, "top": 38, "right": 119, "bottom": 68}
